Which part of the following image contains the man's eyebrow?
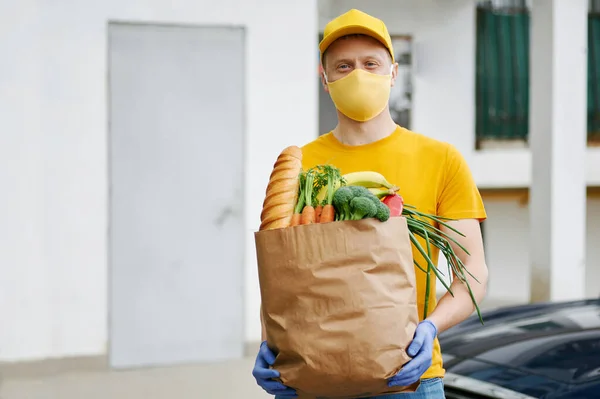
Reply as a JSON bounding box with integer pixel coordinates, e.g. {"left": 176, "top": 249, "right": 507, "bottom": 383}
{"left": 331, "top": 54, "right": 384, "bottom": 63}
{"left": 330, "top": 57, "right": 354, "bottom": 65}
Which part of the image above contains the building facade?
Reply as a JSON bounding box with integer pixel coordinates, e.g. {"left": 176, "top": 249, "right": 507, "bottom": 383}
{"left": 1, "top": 0, "right": 598, "bottom": 369}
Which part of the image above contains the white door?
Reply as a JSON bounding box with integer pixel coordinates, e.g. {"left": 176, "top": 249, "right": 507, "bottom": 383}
{"left": 108, "top": 22, "right": 245, "bottom": 369}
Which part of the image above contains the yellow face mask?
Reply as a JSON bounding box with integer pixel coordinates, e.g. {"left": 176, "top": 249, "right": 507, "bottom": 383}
{"left": 325, "top": 65, "right": 393, "bottom": 122}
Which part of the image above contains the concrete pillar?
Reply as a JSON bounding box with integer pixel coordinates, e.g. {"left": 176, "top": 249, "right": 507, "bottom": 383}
{"left": 529, "top": 0, "right": 588, "bottom": 302}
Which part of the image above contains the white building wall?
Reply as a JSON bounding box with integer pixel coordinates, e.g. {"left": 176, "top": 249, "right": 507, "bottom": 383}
{"left": 586, "top": 199, "right": 600, "bottom": 297}
{"left": 0, "top": 0, "right": 318, "bottom": 362}
{"left": 483, "top": 197, "right": 600, "bottom": 301}
{"left": 434, "top": 195, "right": 600, "bottom": 302}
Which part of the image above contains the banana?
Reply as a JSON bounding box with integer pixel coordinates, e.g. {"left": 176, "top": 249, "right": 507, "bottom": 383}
{"left": 342, "top": 171, "right": 400, "bottom": 191}
{"left": 368, "top": 187, "right": 397, "bottom": 198}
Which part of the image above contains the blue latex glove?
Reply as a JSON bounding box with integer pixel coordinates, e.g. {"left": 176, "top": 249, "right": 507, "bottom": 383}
{"left": 387, "top": 320, "right": 438, "bottom": 387}
{"left": 252, "top": 341, "right": 297, "bottom": 398}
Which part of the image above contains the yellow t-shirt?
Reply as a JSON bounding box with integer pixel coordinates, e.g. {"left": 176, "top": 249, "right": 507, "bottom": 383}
{"left": 300, "top": 125, "right": 487, "bottom": 380}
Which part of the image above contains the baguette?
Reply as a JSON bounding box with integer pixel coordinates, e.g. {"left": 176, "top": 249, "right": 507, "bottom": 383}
{"left": 259, "top": 146, "right": 303, "bottom": 230}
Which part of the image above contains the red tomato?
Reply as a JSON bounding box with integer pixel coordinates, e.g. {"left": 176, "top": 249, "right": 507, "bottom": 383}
{"left": 382, "top": 194, "right": 404, "bottom": 216}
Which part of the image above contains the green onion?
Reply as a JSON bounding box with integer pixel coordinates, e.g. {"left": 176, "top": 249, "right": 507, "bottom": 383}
{"left": 402, "top": 207, "right": 483, "bottom": 324}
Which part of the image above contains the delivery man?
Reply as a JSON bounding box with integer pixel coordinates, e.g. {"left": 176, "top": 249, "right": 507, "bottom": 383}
{"left": 252, "top": 9, "right": 489, "bottom": 399}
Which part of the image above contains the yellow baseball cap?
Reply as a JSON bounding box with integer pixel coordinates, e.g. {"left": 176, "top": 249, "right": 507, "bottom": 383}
{"left": 319, "top": 9, "right": 395, "bottom": 63}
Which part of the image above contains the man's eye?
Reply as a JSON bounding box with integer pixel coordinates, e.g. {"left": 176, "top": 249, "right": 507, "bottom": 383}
{"left": 366, "top": 61, "right": 378, "bottom": 67}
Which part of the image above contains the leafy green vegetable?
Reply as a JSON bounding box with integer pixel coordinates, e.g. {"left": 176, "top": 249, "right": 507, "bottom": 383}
{"left": 332, "top": 185, "right": 389, "bottom": 221}
{"left": 347, "top": 185, "right": 371, "bottom": 197}
{"left": 349, "top": 197, "right": 377, "bottom": 220}
{"left": 373, "top": 199, "right": 391, "bottom": 222}
{"left": 332, "top": 186, "right": 353, "bottom": 221}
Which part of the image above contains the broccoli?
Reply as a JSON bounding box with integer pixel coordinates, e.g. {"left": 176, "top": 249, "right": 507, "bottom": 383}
{"left": 332, "top": 186, "right": 353, "bottom": 220}
{"left": 347, "top": 185, "right": 372, "bottom": 197}
{"left": 350, "top": 187, "right": 390, "bottom": 221}
{"left": 373, "top": 199, "right": 391, "bottom": 222}
{"left": 332, "top": 185, "right": 393, "bottom": 221}
{"left": 349, "top": 197, "right": 378, "bottom": 220}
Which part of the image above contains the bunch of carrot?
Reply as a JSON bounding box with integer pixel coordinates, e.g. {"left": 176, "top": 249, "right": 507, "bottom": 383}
{"left": 290, "top": 165, "right": 344, "bottom": 226}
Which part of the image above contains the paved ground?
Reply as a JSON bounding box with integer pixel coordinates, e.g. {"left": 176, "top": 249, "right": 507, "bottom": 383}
{"left": 1, "top": 298, "right": 523, "bottom": 399}
{"left": 1, "top": 356, "right": 271, "bottom": 399}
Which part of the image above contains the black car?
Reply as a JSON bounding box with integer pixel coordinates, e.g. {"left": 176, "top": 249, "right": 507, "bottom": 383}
{"left": 438, "top": 298, "right": 600, "bottom": 399}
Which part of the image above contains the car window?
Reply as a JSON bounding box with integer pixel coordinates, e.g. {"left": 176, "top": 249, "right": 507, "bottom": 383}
{"left": 475, "top": 330, "right": 600, "bottom": 384}
{"left": 523, "top": 335, "right": 600, "bottom": 383}
{"left": 550, "top": 382, "right": 600, "bottom": 399}
{"left": 447, "top": 359, "right": 566, "bottom": 398}
{"left": 440, "top": 306, "right": 600, "bottom": 351}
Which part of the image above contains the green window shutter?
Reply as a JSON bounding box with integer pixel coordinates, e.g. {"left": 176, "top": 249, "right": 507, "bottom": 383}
{"left": 477, "top": 4, "right": 600, "bottom": 144}
{"left": 476, "top": 5, "right": 529, "bottom": 143}
{"left": 589, "top": 14, "right": 600, "bottom": 140}
{"left": 513, "top": 10, "right": 529, "bottom": 140}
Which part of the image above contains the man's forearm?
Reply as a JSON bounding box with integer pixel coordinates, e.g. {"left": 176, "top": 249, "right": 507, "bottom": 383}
{"left": 426, "top": 219, "right": 489, "bottom": 335}
{"left": 427, "top": 261, "right": 488, "bottom": 334}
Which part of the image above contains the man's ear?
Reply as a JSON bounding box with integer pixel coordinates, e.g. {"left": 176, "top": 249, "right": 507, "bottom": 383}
{"left": 390, "top": 62, "right": 399, "bottom": 88}
{"left": 319, "top": 64, "right": 330, "bottom": 93}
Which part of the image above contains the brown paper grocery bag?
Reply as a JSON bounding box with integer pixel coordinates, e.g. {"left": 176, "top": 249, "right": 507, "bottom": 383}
{"left": 255, "top": 217, "right": 420, "bottom": 399}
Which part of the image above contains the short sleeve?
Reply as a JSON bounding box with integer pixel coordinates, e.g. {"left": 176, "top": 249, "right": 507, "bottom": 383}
{"left": 436, "top": 144, "right": 487, "bottom": 221}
